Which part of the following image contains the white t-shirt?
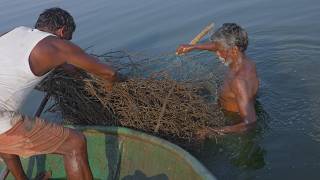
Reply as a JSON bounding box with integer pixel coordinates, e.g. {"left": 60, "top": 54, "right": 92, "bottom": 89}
{"left": 0, "top": 26, "right": 53, "bottom": 133}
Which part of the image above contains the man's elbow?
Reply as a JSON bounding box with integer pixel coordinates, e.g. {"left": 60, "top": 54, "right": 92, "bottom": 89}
{"left": 244, "top": 118, "right": 257, "bottom": 130}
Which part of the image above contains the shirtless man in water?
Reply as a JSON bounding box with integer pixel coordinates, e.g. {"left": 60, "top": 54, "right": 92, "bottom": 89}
{"left": 176, "top": 23, "right": 259, "bottom": 134}
{"left": 0, "top": 8, "right": 117, "bottom": 179}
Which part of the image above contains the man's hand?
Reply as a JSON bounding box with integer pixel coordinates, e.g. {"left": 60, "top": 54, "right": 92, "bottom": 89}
{"left": 101, "top": 72, "right": 130, "bottom": 93}
{"left": 208, "top": 127, "right": 226, "bottom": 136}
{"left": 211, "top": 121, "right": 256, "bottom": 134}
{"left": 195, "top": 127, "right": 226, "bottom": 139}
{"left": 176, "top": 44, "right": 194, "bottom": 55}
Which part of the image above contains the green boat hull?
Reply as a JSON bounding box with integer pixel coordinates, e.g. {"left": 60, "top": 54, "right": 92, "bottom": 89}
{"left": 0, "top": 126, "right": 215, "bottom": 180}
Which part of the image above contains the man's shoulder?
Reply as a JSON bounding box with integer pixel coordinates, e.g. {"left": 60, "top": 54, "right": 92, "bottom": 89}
{"left": 230, "top": 72, "right": 253, "bottom": 89}
{"left": 29, "top": 36, "right": 69, "bottom": 75}
{"left": 32, "top": 36, "right": 59, "bottom": 54}
{"left": 38, "top": 35, "right": 60, "bottom": 45}
{"left": 245, "top": 58, "right": 257, "bottom": 70}
{"left": 34, "top": 36, "right": 73, "bottom": 54}
{"left": 237, "top": 59, "right": 257, "bottom": 77}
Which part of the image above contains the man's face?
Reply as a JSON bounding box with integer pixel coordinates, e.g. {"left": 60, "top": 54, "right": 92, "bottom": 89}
{"left": 215, "top": 43, "right": 232, "bottom": 66}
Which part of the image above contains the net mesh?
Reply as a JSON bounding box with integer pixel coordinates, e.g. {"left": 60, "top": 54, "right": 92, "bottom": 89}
{"left": 38, "top": 50, "right": 226, "bottom": 146}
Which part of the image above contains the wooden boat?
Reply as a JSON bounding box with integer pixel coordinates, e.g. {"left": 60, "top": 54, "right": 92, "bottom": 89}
{"left": 0, "top": 126, "right": 216, "bottom": 180}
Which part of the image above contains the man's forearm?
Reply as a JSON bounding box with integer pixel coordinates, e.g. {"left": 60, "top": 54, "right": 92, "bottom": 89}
{"left": 96, "top": 64, "right": 117, "bottom": 82}
{"left": 220, "top": 110, "right": 257, "bottom": 133}
{"left": 219, "top": 121, "right": 255, "bottom": 133}
{"left": 192, "top": 43, "right": 217, "bottom": 52}
{"left": 176, "top": 42, "right": 218, "bottom": 55}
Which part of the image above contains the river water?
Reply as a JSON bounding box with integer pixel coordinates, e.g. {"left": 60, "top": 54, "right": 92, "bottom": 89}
{"left": 1, "top": 0, "right": 320, "bottom": 179}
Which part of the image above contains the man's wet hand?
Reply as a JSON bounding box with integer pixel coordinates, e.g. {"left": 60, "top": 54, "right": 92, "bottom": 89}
{"left": 176, "top": 44, "right": 194, "bottom": 55}
{"left": 210, "top": 127, "right": 226, "bottom": 136}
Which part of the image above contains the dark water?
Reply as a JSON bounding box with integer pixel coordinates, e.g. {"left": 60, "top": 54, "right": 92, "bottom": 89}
{"left": 1, "top": 0, "right": 320, "bottom": 179}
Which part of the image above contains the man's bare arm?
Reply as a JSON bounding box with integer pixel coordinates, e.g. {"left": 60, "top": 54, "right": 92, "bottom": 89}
{"left": 217, "top": 79, "right": 257, "bottom": 133}
{"left": 176, "top": 43, "right": 217, "bottom": 55}
{"left": 57, "top": 63, "right": 83, "bottom": 77}
{"left": 59, "top": 40, "right": 116, "bottom": 82}
{"left": 31, "top": 37, "right": 117, "bottom": 82}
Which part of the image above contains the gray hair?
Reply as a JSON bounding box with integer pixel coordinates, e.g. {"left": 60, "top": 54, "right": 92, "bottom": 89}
{"left": 210, "top": 23, "right": 248, "bottom": 52}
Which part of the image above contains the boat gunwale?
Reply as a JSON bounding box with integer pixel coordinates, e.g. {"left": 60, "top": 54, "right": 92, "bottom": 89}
{"left": 69, "top": 125, "right": 216, "bottom": 180}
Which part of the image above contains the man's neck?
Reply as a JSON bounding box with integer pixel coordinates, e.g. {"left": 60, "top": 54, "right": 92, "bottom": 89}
{"left": 37, "top": 27, "right": 55, "bottom": 35}
{"left": 229, "top": 52, "right": 246, "bottom": 72}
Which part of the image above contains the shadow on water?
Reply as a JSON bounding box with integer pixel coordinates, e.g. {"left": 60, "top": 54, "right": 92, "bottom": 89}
{"left": 192, "top": 100, "right": 271, "bottom": 179}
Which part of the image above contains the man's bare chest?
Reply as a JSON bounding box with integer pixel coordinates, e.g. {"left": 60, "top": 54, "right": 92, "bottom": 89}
{"left": 219, "top": 74, "right": 236, "bottom": 99}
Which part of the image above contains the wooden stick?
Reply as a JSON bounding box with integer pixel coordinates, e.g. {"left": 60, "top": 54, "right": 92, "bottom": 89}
{"left": 154, "top": 84, "right": 175, "bottom": 133}
{"left": 189, "top": 22, "right": 215, "bottom": 45}
{"left": 34, "top": 93, "right": 51, "bottom": 118}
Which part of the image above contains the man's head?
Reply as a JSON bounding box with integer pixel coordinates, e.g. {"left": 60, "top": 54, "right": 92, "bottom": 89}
{"left": 210, "top": 23, "right": 248, "bottom": 66}
{"left": 35, "top": 7, "right": 76, "bottom": 40}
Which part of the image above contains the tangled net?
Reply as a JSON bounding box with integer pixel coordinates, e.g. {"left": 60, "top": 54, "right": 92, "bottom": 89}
{"left": 38, "top": 51, "right": 226, "bottom": 146}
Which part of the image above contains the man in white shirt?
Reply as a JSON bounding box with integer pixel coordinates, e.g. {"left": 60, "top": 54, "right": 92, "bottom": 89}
{"left": 0, "top": 7, "right": 116, "bottom": 180}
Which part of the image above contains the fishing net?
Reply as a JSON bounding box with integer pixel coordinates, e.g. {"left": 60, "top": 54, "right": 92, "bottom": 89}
{"left": 37, "top": 50, "right": 226, "bottom": 146}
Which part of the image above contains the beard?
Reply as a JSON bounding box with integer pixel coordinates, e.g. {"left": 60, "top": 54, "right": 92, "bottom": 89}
{"left": 218, "top": 56, "right": 232, "bottom": 66}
